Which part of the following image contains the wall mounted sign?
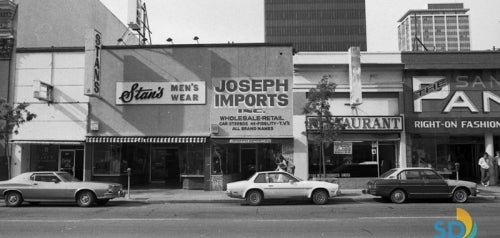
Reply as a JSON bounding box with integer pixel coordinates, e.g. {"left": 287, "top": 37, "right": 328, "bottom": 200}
{"left": 116, "top": 82, "right": 206, "bottom": 105}
{"left": 211, "top": 77, "right": 293, "bottom": 137}
{"left": 84, "top": 29, "right": 102, "bottom": 97}
{"left": 306, "top": 116, "right": 403, "bottom": 131}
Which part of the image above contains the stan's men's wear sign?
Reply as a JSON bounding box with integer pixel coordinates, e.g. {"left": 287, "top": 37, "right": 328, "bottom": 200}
{"left": 116, "top": 82, "right": 206, "bottom": 105}
{"left": 211, "top": 77, "right": 293, "bottom": 137}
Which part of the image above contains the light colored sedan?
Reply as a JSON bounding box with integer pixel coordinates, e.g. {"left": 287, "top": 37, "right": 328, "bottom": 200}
{"left": 0, "top": 171, "right": 125, "bottom": 207}
{"left": 226, "top": 171, "right": 340, "bottom": 205}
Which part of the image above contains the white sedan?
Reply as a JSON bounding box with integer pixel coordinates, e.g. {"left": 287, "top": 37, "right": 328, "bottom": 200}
{"left": 226, "top": 171, "right": 340, "bottom": 205}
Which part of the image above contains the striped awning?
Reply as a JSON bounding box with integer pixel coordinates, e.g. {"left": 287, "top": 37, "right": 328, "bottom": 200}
{"left": 86, "top": 136, "right": 207, "bottom": 144}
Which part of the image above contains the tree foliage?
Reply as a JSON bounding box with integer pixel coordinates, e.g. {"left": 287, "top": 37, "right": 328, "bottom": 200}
{"left": 303, "top": 75, "right": 346, "bottom": 175}
{"left": 1, "top": 98, "right": 37, "bottom": 179}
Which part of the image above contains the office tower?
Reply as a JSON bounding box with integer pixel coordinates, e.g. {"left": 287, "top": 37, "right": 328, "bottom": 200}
{"left": 265, "top": 0, "right": 367, "bottom": 52}
{"left": 398, "top": 3, "right": 470, "bottom": 51}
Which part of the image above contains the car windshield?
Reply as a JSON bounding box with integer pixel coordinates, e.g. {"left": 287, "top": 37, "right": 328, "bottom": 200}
{"left": 380, "top": 168, "right": 398, "bottom": 178}
{"left": 57, "top": 172, "right": 81, "bottom": 182}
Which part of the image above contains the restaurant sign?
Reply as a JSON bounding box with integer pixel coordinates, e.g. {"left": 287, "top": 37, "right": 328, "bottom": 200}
{"left": 306, "top": 116, "right": 403, "bottom": 131}
{"left": 116, "top": 82, "right": 206, "bottom": 105}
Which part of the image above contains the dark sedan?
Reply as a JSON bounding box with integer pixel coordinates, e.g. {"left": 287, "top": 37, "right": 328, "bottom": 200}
{"left": 363, "top": 167, "right": 478, "bottom": 203}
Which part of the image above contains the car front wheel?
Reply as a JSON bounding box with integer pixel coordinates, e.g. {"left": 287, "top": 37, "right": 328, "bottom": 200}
{"left": 5, "top": 191, "right": 23, "bottom": 207}
{"left": 390, "top": 189, "right": 406, "bottom": 204}
{"left": 246, "top": 190, "right": 263, "bottom": 206}
{"left": 76, "top": 191, "right": 96, "bottom": 207}
{"left": 312, "top": 189, "right": 329, "bottom": 205}
{"left": 452, "top": 188, "right": 469, "bottom": 203}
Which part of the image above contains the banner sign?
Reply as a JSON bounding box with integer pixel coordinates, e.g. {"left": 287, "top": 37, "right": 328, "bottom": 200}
{"left": 116, "top": 82, "right": 206, "bottom": 105}
{"left": 306, "top": 116, "right": 403, "bottom": 131}
{"left": 348, "top": 47, "right": 362, "bottom": 106}
{"left": 211, "top": 77, "right": 293, "bottom": 137}
{"left": 84, "top": 29, "right": 102, "bottom": 97}
{"left": 411, "top": 73, "right": 500, "bottom": 114}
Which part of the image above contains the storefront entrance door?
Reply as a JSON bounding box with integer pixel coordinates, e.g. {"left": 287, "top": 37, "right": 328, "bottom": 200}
{"left": 59, "top": 150, "right": 75, "bottom": 176}
{"left": 151, "top": 148, "right": 180, "bottom": 187}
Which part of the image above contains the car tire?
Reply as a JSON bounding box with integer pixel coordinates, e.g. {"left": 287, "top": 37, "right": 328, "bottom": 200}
{"left": 5, "top": 191, "right": 23, "bottom": 207}
{"left": 452, "top": 188, "right": 469, "bottom": 203}
{"left": 390, "top": 189, "right": 406, "bottom": 204}
{"left": 96, "top": 199, "right": 110, "bottom": 206}
{"left": 76, "top": 191, "right": 96, "bottom": 207}
{"left": 312, "top": 189, "right": 329, "bottom": 205}
{"left": 246, "top": 190, "right": 263, "bottom": 206}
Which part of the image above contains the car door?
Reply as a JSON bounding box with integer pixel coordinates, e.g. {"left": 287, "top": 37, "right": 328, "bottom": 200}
{"left": 397, "top": 170, "right": 426, "bottom": 198}
{"left": 421, "top": 170, "right": 449, "bottom": 198}
{"left": 265, "top": 172, "right": 300, "bottom": 199}
{"left": 31, "top": 173, "right": 63, "bottom": 200}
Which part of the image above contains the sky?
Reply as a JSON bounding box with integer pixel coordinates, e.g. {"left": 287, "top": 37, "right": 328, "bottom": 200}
{"left": 100, "top": 0, "right": 500, "bottom": 51}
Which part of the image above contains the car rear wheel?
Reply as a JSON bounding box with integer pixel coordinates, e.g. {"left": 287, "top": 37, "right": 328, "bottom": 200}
{"left": 5, "top": 191, "right": 23, "bottom": 207}
{"left": 390, "top": 189, "right": 406, "bottom": 204}
{"left": 246, "top": 190, "right": 263, "bottom": 206}
{"left": 452, "top": 188, "right": 469, "bottom": 203}
{"left": 76, "top": 191, "right": 96, "bottom": 207}
{"left": 312, "top": 189, "right": 329, "bottom": 205}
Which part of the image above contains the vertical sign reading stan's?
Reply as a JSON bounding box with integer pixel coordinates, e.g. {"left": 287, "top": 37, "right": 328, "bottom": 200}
{"left": 84, "top": 29, "right": 102, "bottom": 97}
{"left": 211, "top": 78, "right": 293, "bottom": 137}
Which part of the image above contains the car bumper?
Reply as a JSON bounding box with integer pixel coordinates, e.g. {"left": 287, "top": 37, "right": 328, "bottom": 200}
{"left": 101, "top": 190, "right": 126, "bottom": 199}
{"left": 362, "top": 189, "right": 378, "bottom": 196}
{"left": 226, "top": 190, "right": 243, "bottom": 199}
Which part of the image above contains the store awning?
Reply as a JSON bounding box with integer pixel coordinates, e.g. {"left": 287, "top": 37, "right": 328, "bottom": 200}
{"left": 86, "top": 136, "right": 207, "bottom": 143}
{"left": 9, "top": 140, "right": 84, "bottom": 145}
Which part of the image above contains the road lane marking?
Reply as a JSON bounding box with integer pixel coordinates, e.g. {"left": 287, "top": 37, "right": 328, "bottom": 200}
{"left": 0, "top": 218, "right": 189, "bottom": 222}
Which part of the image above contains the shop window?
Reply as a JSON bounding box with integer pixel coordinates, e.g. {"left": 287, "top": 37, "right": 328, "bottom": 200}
{"left": 308, "top": 141, "right": 382, "bottom": 178}
{"left": 93, "top": 144, "right": 121, "bottom": 175}
{"left": 181, "top": 144, "right": 205, "bottom": 175}
{"left": 122, "top": 144, "right": 148, "bottom": 175}
{"left": 30, "top": 145, "right": 59, "bottom": 171}
{"left": 212, "top": 144, "right": 239, "bottom": 175}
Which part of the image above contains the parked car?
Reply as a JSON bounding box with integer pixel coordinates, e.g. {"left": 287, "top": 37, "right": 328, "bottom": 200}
{"left": 226, "top": 171, "right": 340, "bottom": 205}
{"left": 0, "top": 171, "right": 125, "bottom": 207}
{"left": 363, "top": 167, "right": 478, "bottom": 204}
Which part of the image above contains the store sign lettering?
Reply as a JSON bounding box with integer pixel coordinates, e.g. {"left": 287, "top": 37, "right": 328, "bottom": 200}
{"left": 214, "top": 79, "right": 289, "bottom": 108}
{"left": 307, "top": 116, "right": 403, "bottom": 131}
{"left": 84, "top": 29, "right": 102, "bottom": 97}
{"left": 413, "top": 76, "right": 500, "bottom": 113}
{"left": 414, "top": 119, "right": 500, "bottom": 129}
{"left": 116, "top": 82, "right": 206, "bottom": 105}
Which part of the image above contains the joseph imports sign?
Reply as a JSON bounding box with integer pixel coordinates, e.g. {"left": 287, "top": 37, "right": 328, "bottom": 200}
{"left": 211, "top": 77, "right": 293, "bottom": 137}
{"left": 116, "top": 82, "right": 206, "bottom": 105}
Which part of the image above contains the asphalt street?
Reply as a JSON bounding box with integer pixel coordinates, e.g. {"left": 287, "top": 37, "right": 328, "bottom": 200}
{"left": 0, "top": 197, "right": 499, "bottom": 238}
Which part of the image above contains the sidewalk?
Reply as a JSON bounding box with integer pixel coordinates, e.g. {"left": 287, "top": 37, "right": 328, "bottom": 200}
{"left": 115, "top": 186, "right": 500, "bottom": 204}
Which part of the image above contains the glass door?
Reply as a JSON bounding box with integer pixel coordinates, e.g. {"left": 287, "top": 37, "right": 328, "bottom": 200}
{"left": 59, "top": 150, "right": 75, "bottom": 175}
{"left": 151, "top": 148, "right": 167, "bottom": 183}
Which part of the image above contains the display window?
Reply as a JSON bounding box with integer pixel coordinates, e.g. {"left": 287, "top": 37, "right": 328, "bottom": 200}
{"left": 308, "top": 140, "right": 397, "bottom": 178}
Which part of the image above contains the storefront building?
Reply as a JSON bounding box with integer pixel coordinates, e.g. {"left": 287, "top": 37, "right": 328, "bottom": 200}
{"left": 403, "top": 52, "right": 500, "bottom": 181}
{"left": 7, "top": 0, "right": 136, "bottom": 180}
{"left": 293, "top": 51, "right": 405, "bottom": 187}
{"left": 87, "top": 44, "right": 293, "bottom": 190}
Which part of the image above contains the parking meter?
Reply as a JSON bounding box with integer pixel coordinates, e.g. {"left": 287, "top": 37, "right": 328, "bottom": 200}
{"left": 127, "top": 168, "right": 131, "bottom": 199}
{"left": 454, "top": 163, "right": 460, "bottom": 181}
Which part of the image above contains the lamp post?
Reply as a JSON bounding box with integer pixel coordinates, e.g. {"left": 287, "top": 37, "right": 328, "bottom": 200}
{"left": 193, "top": 36, "right": 199, "bottom": 44}
{"left": 166, "top": 38, "right": 173, "bottom": 44}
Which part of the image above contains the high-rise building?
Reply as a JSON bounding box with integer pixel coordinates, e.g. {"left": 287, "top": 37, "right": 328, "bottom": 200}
{"left": 265, "top": 0, "right": 367, "bottom": 52}
{"left": 397, "top": 3, "right": 470, "bottom": 52}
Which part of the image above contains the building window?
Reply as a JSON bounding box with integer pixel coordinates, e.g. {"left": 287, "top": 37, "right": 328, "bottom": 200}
{"left": 93, "top": 144, "right": 122, "bottom": 175}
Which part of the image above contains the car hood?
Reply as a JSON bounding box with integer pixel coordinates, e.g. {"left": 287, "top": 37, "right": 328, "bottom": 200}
{"left": 445, "top": 179, "right": 477, "bottom": 187}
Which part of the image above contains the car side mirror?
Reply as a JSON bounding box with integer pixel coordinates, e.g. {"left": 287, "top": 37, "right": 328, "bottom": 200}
{"left": 289, "top": 180, "right": 295, "bottom": 184}
{"left": 52, "top": 179, "right": 60, "bottom": 183}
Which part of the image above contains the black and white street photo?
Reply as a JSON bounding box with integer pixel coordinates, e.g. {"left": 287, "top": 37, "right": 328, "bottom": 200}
{"left": 1, "top": 0, "right": 500, "bottom": 237}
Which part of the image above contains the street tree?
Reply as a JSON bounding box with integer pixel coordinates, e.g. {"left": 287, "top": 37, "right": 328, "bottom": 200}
{"left": 0, "top": 98, "right": 36, "bottom": 179}
{"left": 303, "top": 75, "right": 346, "bottom": 176}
